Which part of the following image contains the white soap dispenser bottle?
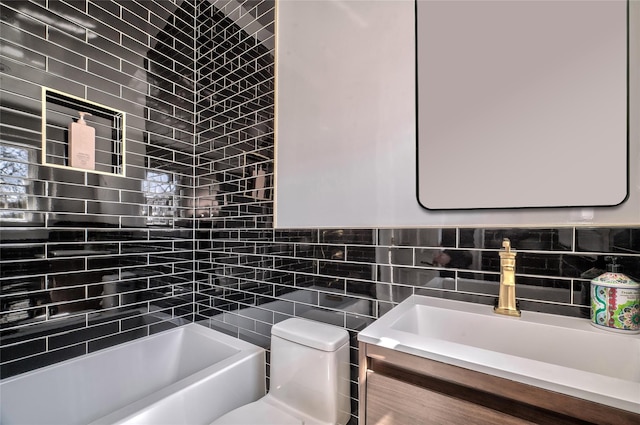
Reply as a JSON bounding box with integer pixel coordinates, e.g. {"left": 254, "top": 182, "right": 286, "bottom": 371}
{"left": 68, "top": 111, "right": 96, "bottom": 170}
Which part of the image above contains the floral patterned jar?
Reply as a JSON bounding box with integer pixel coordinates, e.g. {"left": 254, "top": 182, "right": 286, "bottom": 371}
{"left": 590, "top": 258, "right": 640, "bottom": 333}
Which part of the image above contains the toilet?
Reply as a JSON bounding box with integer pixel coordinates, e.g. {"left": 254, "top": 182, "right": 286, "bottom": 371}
{"left": 211, "top": 318, "right": 351, "bottom": 425}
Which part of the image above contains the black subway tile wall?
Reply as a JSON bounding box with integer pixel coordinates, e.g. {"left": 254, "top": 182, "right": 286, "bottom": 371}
{"left": 2, "top": 1, "right": 640, "bottom": 424}
{"left": 0, "top": 0, "right": 197, "bottom": 379}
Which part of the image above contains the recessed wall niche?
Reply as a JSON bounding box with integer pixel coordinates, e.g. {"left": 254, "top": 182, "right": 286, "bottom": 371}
{"left": 41, "top": 88, "right": 126, "bottom": 176}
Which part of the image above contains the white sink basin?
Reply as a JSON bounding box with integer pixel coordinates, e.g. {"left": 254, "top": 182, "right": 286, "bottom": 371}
{"left": 358, "top": 295, "right": 640, "bottom": 414}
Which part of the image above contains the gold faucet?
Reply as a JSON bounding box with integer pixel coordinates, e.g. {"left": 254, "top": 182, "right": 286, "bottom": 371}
{"left": 494, "top": 238, "right": 521, "bottom": 317}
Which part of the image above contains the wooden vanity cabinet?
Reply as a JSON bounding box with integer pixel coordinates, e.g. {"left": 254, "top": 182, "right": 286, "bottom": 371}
{"left": 359, "top": 343, "right": 639, "bottom": 425}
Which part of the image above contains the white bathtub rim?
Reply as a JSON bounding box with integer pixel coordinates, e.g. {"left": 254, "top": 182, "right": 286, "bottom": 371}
{"left": 85, "top": 323, "right": 265, "bottom": 425}
{"left": 1, "top": 323, "right": 266, "bottom": 425}
{"left": 88, "top": 348, "right": 265, "bottom": 425}
{"left": 0, "top": 323, "right": 259, "bottom": 384}
{"left": 1, "top": 323, "right": 182, "bottom": 385}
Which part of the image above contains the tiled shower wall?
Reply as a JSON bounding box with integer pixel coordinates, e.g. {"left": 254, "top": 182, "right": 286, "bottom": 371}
{"left": 0, "top": 0, "right": 197, "bottom": 378}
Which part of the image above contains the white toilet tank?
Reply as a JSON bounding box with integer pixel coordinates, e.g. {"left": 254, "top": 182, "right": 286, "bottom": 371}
{"left": 269, "top": 318, "right": 350, "bottom": 425}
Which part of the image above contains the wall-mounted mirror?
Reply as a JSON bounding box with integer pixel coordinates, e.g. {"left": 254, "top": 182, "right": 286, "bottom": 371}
{"left": 417, "top": 0, "right": 628, "bottom": 210}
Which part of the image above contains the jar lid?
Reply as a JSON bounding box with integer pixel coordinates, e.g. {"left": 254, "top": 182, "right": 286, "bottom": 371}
{"left": 591, "top": 272, "right": 640, "bottom": 289}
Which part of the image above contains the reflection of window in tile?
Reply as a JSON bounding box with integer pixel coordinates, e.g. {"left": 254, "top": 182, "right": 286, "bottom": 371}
{"left": 186, "top": 182, "right": 219, "bottom": 219}
{"left": 142, "top": 170, "right": 177, "bottom": 226}
{"left": 0, "top": 143, "right": 33, "bottom": 222}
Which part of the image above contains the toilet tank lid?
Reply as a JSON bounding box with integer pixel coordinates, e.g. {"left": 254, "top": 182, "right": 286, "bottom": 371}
{"left": 272, "top": 318, "right": 349, "bottom": 352}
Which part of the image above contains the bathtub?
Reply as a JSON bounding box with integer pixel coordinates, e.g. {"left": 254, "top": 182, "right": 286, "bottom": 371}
{"left": 0, "top": 323, "right": 266, "bottom": 425}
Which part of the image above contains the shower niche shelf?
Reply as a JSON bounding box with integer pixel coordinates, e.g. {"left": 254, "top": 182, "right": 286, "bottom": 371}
{"left": 42, "top": 87, "right": 126, "bottom": 176}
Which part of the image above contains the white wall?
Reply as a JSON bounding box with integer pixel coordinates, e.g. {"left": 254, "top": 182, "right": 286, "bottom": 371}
{"left": 275, "top": 0, "right": 640, "bottom": 228}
